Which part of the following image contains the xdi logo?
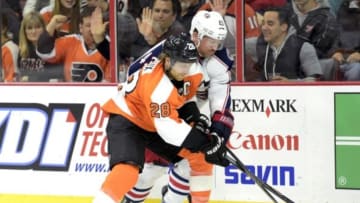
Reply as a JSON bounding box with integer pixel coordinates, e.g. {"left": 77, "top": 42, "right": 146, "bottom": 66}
{"left": 0, "top": 103, "right": 85, "bottom": 171}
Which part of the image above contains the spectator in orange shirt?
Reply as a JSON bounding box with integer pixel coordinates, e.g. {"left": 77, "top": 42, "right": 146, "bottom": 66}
{"left": 1, "top": 13, "right": 19, "bottom": 82}
{"left": 40, "top": 0, "right": 81, "bottom": 37}
{"left": 37, "top": 6, "right": 110, "bottom": 82}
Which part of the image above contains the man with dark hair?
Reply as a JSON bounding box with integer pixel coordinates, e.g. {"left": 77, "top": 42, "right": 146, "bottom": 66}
{"left": 131, "top": 0, "right": 186, "bottom": 58}
{"left": 246, "top": 6, "right": 323, "bottom": 81}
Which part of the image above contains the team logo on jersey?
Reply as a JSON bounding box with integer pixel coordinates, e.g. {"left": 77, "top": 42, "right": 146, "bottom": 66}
{"left": 72, "top": 63, "right": 104, "bottom": 82}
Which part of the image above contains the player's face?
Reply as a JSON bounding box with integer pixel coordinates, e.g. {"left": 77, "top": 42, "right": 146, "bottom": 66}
{"left": 197, "top": 36, "right": 222, "bottom": 58}
{"left": 169, "top": 61, "right": 194, "bottom": 81}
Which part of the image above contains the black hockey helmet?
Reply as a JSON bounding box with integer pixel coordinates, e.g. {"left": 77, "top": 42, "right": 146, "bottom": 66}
{"left": 163, "top": 32, "right": 198, "bottom": 63}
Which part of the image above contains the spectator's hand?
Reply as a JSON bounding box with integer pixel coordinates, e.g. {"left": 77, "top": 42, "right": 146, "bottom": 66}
{"left": 332, "top": 52, "right": 345, "bottom": 64}
{"left": 47, "top": 14, "right": 68, "bottom": 36}
{"left": 202, "top": 132, "right": 229, "bottom": 167}
{"left": 347, "top": 52, "right": 360, "bottom": 63}
{"left": 91, "top": 6, "right": 108, "bottom": 44}
{"left": 209, "top": 0, "right": 227, "bottom": 16}
{"left": 136, "top": 7, "right": 157, "bottom": 44}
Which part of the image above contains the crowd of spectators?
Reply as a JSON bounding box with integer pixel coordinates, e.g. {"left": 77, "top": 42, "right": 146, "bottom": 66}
{"left": 1, "top": 0, "right": 360, "bottom": 82}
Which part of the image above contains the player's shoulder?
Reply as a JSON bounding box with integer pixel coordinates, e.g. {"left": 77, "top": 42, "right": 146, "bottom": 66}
{"left": 212, "top": 48, "right": 234, "bottom": 66}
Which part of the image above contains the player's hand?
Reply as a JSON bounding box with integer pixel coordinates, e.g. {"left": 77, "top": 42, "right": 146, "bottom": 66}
{"left": 194, "top": 114, "right": 210, "bottom": 135}
{"left": 210, "top": 110, "right": 234, "bottom": 141}
{"left": 202, "top": 132, "right": 229, "bottom": 167}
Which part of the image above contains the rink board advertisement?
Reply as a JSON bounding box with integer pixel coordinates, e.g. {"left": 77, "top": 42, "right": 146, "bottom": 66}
{"left": 334, "top": 93, "right": 360, "bottom": 190}
{"left": 1, "top": 85, "right": 360, "bottom": 203}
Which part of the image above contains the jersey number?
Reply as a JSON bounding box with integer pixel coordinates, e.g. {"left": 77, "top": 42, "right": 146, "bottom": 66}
{"left": 150, "top": 102, "right": 170, "bottom": 118}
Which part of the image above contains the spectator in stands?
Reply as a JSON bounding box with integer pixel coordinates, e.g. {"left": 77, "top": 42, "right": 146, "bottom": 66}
{"left": 126, "top": 0, "right": 151, "bottom": 18}
{"left": 131, "top": 0, "right": 186, "bottom": 58}
{"left": 37, "top": 6, "right": 110, "bottom": 82}
{"left": 178, "top": 0, "right": 205, "bottom": 31}
{"left": 288, "top": 0, "right": 340, "bottom": 80}
{"left": 244, "top": 2, "right": 263, "bottom": 81}
{"left": 86, "top": 0, "right": 108, "bottom": 12}
{"left": 24, "top": 0, "right": 98, "bottom": 15}
{"left": 40, "top": 0, "right": 81, "bottom": 37}
{"left": 289, "top": 0, "right": 339, "bottom": 59}
{"left": 1, "top": 12, "right": 19, "bottom": 82}
{"left": 244, "top": 3, "right": 261, "bottom": 38}
{"left": 331, "top": 0, "right": 360, "bottom": 80}
{"left": 245, "top": 6, "right": 322, "bottom": 81}
{"left": 23, "top": 0, "right": 53, "bottom": 15}
{"left": 327, "top": 0, "right": 343, "bottom": 15}
{"left": 90, "top": 6, "right": 139, "bottom": 82}
{"left": 18, "top": 11, "right": 64, "bottom": 82}
{"left": 1, "top": 0, "right": 21, "bottom": 43}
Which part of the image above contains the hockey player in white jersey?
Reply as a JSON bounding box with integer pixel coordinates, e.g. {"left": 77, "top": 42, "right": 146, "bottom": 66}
{"left": 121, "top": 10, "right": 234, "bottom": 203}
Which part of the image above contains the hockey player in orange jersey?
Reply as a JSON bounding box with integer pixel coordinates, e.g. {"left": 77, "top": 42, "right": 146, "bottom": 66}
{"left": 121, "top": 10, "right": 234, "bottom": 203}
{"left": 92, "top": 32, "right": 229, "bottom": 203}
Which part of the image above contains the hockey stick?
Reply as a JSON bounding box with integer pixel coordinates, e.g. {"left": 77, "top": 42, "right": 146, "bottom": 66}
{"left": 225, "top": 148, "right": 295, "bottom": 203}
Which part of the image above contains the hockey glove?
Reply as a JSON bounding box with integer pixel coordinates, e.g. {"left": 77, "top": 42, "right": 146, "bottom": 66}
{"left": 202, "top": 132, "right": 229, "bottom": 167}
{"left": 181, "top": 114, "right": 211, "bottom": 152}
{"left": 178, "top": 101, "right": 200, "bottom": 124}
{"left": 210, "top": 110, "right": 234, "bottom": 141}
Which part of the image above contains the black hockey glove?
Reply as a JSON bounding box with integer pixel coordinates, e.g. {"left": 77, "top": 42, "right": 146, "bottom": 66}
{"left": 201, "top": 132, "right": 229, "bottom": 167}
{"left": 178, "top": 101, "right": 200, "bottom": 124}
{"left": 181, "top": 114, "right": 211, "bottom": 152}
{"left": 210, "top": 110, "right": 234, "bottom": 141}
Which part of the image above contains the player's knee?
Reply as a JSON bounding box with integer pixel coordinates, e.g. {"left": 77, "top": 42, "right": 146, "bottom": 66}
{"left": 101, "top": 164, "right": 140, "bottom": 202}
{"left": 172, "top": 159, "right": 190, "bottom": 179}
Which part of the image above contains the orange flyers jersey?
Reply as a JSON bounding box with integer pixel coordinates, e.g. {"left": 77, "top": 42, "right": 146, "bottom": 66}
{"left": 37, "top": 34, "right": 110, "bottom": 82}
{"left": 102, "top": 58, "right": 203, "bottom": 147}
{"left": 40, "top": 6, "right": 70, "bottom": 34}
{"left": 1, "top": 40, "right": 19, "bottom": 82}
{"left": 245, "top": 3, "right": 261, "bottom": 38}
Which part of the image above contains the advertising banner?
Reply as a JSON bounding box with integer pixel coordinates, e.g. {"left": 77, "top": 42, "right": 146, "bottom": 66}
{"left": 1, "top": 85, "right": 360, "bottom": 203}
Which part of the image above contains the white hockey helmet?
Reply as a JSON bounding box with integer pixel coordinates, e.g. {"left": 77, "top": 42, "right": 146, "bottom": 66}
{"left": 190, "top": 10, "right": 227, "bottom": 41}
